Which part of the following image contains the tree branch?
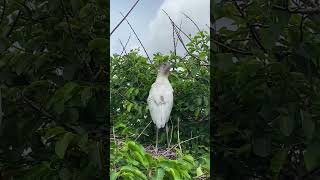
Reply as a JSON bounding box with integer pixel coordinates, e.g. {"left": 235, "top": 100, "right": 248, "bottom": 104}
{"left": 110, "top": 0, "right": 140, "bottom": 36}
{"left": 120, "top": 12, "right": 152, "bottom": 64}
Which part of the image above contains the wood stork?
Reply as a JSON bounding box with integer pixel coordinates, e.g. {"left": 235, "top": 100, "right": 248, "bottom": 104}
{"left": 147, "top": 62, "right": 173, "bottom": 152}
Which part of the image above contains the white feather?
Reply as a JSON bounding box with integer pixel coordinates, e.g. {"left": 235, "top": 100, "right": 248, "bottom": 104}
{"left": 147, "top": 76, "right": 173, "bottom": 129}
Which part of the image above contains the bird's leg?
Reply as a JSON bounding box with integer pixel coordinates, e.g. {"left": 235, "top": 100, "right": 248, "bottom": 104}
{"left": 166, "top": 124, "right": 170, "bottom": 148}
{"left": 155, "top": 127, "right": 159, "bottom": 152}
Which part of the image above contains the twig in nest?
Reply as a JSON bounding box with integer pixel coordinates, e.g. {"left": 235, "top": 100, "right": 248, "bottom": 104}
{"left": 164, "top": 135, "right": 202, "bottom": 154}
{"left": 135, "top": 120, "right": 152, "bottom": 141}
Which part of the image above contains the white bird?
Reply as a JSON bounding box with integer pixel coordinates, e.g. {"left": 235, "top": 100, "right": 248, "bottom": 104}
{"left": 147, "top": 62, "right": 173, "bottom": 152}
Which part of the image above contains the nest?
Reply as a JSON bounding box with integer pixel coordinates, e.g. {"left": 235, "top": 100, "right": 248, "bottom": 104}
{"left": 144, "top": 145, "right": 177, "bottom": 159}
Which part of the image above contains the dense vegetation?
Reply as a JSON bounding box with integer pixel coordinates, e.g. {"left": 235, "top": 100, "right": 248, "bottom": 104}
{"left": 110, "top": 30, "right": 210, "bottom": 179}
{"left": 213, "top": 0, "right": 320, "bottom": 179}
{"left": 0, "top": 0, "right": 108, "bottom": 179}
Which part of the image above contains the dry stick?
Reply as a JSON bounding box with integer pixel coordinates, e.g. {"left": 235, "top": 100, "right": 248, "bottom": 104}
{"left": 118, "top": 39, "right": 128, "bottom": 56}
{"left": 120, "top": 34, "right": 131, "bottom": 56}
{"left": 171, "top": 23, "right": 177, "bottom": 56}
{"left": 169, "top": 118, "right": 173, "bottom": 147}
{"left": 177, "top": 117, "right": 182, "bottom": 153}
{"left": 165, "top": 135, "right": 202, "bottom": 153}
{"left": 110, "top": 0, "right": 141, "bottom": 36}
{"left": 135, "top": 120, "right": 152, "bottom": 141}
{"left": 119, "top": 12, "right": 152, "bottom": 64}
{"left": 162, "top": 10, "right": 202, "bottom": 62}
{"left": 182, "top": 12, "right": 201, "bottom": 32}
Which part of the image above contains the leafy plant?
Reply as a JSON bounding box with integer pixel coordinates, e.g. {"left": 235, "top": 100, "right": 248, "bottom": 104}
{"left": 213, "top": 0, "right": 320, "bottom": 179}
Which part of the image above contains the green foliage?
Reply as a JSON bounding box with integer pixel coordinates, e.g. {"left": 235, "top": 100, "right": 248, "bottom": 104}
{"left": 213, "top": 0, "right": 320, "bottom": 179}
{"left": 0, "top": 0, "right": 108, "bottom": 179}
{"left": 111, "top": 140, "right": 209, "bottom": 180}
{"left": 111, "top": 31, "right": 209, "bottom": 146}
{"left": 111, "top": 31, "right": 210, "bottom": 179}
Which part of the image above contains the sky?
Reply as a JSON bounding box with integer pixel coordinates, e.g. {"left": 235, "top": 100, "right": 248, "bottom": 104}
{"left": 110, "top": 0, "right": 210, "bottom": 58}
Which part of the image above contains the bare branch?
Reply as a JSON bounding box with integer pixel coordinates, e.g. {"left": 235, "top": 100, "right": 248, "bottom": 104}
{"left": 118, "top": 38, "right": 128, "bottom": 56}
{"left": 120, "top": 34, "right": 131, "bottom": 56}
{"left": 162, "top": 10, "right": 202, "bottom": 61}
{"left": 182, "top": 12, "right": 201, "bottom": 32}
{"left": 110, "top": 0, "right": 141, "bottom": 36}
{"left": 120, "top": 12, "right": 152, "bottom": 64}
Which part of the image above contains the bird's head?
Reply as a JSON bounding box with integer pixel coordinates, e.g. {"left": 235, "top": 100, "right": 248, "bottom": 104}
{"left": 159, "top": 61, "right": 171, "bottom": 75}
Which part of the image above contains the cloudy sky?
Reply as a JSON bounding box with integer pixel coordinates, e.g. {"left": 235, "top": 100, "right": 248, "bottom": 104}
{"left": 110, "top": 0, "right": 210, "bottom": 58}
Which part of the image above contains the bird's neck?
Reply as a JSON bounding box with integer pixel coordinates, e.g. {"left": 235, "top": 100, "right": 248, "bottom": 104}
{"left": 156, "top": 73, "right": 169, "bottom": 82}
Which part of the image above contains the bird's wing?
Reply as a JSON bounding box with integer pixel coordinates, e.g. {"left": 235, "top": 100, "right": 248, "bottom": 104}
{"left": 147, "top": 83, "right": 173, "bottom": 129}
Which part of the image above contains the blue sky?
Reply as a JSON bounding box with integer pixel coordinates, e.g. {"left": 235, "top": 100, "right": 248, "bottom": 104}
{"left": 110, "top": 0, "right": 210, "bottom": 57}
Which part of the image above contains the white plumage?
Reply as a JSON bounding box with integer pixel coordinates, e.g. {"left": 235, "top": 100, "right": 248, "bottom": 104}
{"left": 147, "top": 62, "right": 173, "bottom": 151}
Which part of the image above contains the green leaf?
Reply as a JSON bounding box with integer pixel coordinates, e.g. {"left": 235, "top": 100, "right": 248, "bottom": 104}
{"left": 0, "top": 37, "right": 10, "bottom": 52}
{"left": 110, "top": 171, "right": 119, "bottom": 180}
{"left": 55, "top": 132, "right": 75, "bottom": 159}
{"left": 81, "top": 87, "right": 92, "bottom": 106}
{"left": 43, "top": 126, "right": 65, "bottom": 142}
{"left": 304, "top": 142, "right": 320, "bottom": 171}
{"left": 270, "top": 150, "right": 287, "bottom": 174}
{"left": 120, "top": 166, "right": 147, "bottom": 180}
{"left": 214, "top": 53, "right": 234, "bottom": 71}
{"left": 88, "top": 38, "right": 108, "bottom": 51}
{"left": 261, "top": 24, "right": 281, "bottom": 49}
{"left": 252, "top": 136, "right": 271, "bottom": 157}
{"left": 196, "top": 166, "right": 204, "bottom": 177}
{"left": 59, "top": 168, "right": 72, "bottom": 180}
{"left": 153, "top": 168, "right": 165, "bottom": 180}
{"left": 300, "top": 110, "right": 314, "bottom": 139}
{"left": 279, "top": 114, "right": 294, "bottom": 136}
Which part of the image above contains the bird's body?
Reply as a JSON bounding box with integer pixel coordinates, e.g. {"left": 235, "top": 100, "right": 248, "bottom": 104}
{"left": 147, "top": 62, "right": 173, "bottom": 151}
{"left": 147, "top": 76, "right": 173, "bottom": 128}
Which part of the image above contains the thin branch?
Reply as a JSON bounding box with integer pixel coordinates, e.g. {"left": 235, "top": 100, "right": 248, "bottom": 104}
{"left": 165, "top": 135, "right": 202, "bottom": 153}
{"left": 213, "top": 39, "right": 253, "bottom": 55}
{"left": 135, "top": 120, "right": 152, "bottom": 141}
{"left": 22, "top": 96, "right": 55, "bottom": 120}
{"left": 177, "top": 117, "right": 182, "bottom": 152}
{"left": 162, "top": 10, "right": 202, "bottom": 61}
{"left": 0, "top": 0, "right": 5, "bottom": 25}
{"left": 231, "top": 0, "right": 267, "bottom": 53}
{"left": 110, "top": 0, "right": 140, "bottom": 36}
{"left": 182, "top": 12, "right": 201, "bottom": 32}
{"left": 120, "top": 12, "right": 152, "bottom": 63}
{"left": 118, "top": 38, "right": 128, "bottom": 56}
{"left": 300, "top": 15, "right": 306, "bottom": 42}
{"left": 120, "top": 34, "right": 131, "bottom": 56}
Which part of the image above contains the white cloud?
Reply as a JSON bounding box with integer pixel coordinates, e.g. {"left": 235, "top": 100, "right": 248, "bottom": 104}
{"left": 145, "top": 0, "right": 210, "bottom": 57}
